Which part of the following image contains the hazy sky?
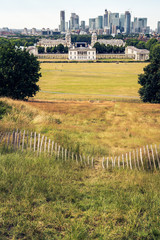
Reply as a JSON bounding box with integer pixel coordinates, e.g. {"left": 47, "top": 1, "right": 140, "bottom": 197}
{"left": 0, "top": 0, "right": 160, "bottom": 30}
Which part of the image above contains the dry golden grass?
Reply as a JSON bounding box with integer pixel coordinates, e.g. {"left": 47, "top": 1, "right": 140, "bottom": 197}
{"left": 27, "top": 100, "right": 160, "bottom": 156}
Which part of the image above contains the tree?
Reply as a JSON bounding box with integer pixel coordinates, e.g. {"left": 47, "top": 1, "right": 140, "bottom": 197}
{"left": 38, "top": 46, "right": 45, "bottom": 54}
{"left": 138, "top": 44, "right": 160, "bottom": 103}
{"left": 57, "top": 44, "right": 64, "bottom": 53}
{"left": 145, "top": 38, "right": 158, "bottom": 50}
{"left": 0, "top": 43, "right": 41, "bottom": 100}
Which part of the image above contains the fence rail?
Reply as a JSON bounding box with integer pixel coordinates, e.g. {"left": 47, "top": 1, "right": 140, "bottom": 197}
{"left": 0, "top": 130, "right": 160, "bottom": 171}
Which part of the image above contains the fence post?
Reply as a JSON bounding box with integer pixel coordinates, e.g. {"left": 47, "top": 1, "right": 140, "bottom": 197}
{"left": 129, "top": 152, "right": 133, "bottom": 170}
{"left": 40, "top": 135, "right": 44, "bottom": 154}
{"left": 34, "top": 132, "right": 36, "bottom": 152}
{"left": 126, "top": 153, "right": 129, "bottom": 169}
{"left": 37, "top": 133, "right": 41, "bottom": 156}
{"left": 102, "top": 157, "right": 105, "bottom": 169}
{"left": 151, "top": 145, "right": 156, "bottom": 171}
{"left": 44, "top": 137, "right": 47, "bottom": 153}
{"left": 76, "top": 154, "right": 78, "bottom": 164}
{"left": 22, "top": 130, "right": 25, "bottom": 152}
{"left": 133, "top": 150, "right": 137, "bottom": 169}
{"left": 136, "top": 149, "right": 140, "bottom": 170}
{"left": 140, "top": 148, "right": 144, "bottom": 170}
{"left": 146, "top": 145, "right": 152, "bottom": 170}
{"left": 155, "top": 144, "right": 160, "bottom": 169}
{"left": 30, "top": 132, "right": 32, "bottom": 151}
{"left": 118, "top": 156, "right": 120, "bottom": 169}
{"left": 18, "top": 131, "right": 21, "bottom": 149}
{"left": 48, "top": 139, "right": 51, "bottom": 155}
{"left": 92, "top": 157, "right": 94, "bottom": 168}
{"left": 122, "top": 154, "right": 124, "bottom": 169}
{"left": 51, "top": 141, "right": 54, "bottom": 156}
{"left": 106, "top": 157, "right": 109, "bottom": 169}
{"left": 88, "top": 156, "right": 90, "bottom": 165}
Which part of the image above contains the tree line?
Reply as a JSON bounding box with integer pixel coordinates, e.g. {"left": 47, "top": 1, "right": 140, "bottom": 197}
{"left": 93, "top": 42, "right": 125, "bottom": 54}
{"left": 38, "top": 44, "right": 69, "bottom": 54}
{"left": 125, "top": 38, "right": 160, "bottom": 51}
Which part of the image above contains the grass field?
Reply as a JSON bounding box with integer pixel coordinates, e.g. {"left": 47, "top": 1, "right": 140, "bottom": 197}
{"left": 0, "top": 150, "right": 160, "bottom": 240}
{"left": 34, "top": 63, "right": 147, "bottom": 101}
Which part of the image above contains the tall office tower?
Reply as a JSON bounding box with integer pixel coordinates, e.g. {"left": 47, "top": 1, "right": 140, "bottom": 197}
{"left": 23, "top": 28, "right": 28, "bottom": 35}
{"left": 96, "top": 16, "right": 103, "bottom": 29}
{"left": 81, "top": 21, "right": 85, "bottom": 30}
{"left": 65, "top": 22, "right": 68, "bottom": 31}
{"left": 157, "top": 21, "right": 160, "bottom": 34}
{"left": 70, "top": 13, "right": 79, "bottom": 30}
{"left": 133, "top": 18, "right": 148, "bottom": 33}
{"left": 125, "top": 11, "right": 131, "bottom": 34}
{"left": 120, "top": 14, "right": 125, "bottom": 32}
{"left": 109, "top": 13, "right": 120, "bottom": 33}
{"left": 60, "top": 11, "right": 65, "bottom": 32}
{"left": 31, "top": 28, "right": 36, "bottom": 35}
{"left": 104, "top": 9, "right": 109, "bottom": 28}
{"left": 89, "top": 18, "right": 96, "bottom": 30}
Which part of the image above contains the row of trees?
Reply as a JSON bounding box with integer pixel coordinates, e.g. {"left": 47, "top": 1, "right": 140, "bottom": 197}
{"left": 38, "top": 44, "right": 68, "bottom": 54}
{"left": 126, "top": 38, "right": 159, "bottom": 50}
{"left": 93, "top": 42, "right": 125, "bottom": 54}
{"left": 0, "top": 37, "right": 39, "bottom": 47}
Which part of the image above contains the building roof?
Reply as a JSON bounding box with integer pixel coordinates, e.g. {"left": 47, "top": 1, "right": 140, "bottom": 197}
{"left": 69, "top": 47, "right": 96, "bottom": 51}
{"left": 98, "top": 39, "right": 125, "bottom": 46}
{"left": 126, "top": 46, "right": 149, "bottom": 54}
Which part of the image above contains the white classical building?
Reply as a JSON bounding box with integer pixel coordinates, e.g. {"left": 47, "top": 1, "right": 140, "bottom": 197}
{"left": 68, "top": 46, "right": 96, "bottom": 60}
{"left": 37, "top": 33, "right": 71, "bottom": 52}
{"left": 91, "top": 32, "right": 125, "bottom": 47}
{"left": 125, "top": 46, "right": 149, "bottom": 61}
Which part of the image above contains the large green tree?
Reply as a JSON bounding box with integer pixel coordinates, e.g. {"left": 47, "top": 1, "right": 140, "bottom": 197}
{"left": 0, "top": 43, "right": 41, "bottom": 100}
{"left": 138, "top": 44, "right": 160, "bottom": 103}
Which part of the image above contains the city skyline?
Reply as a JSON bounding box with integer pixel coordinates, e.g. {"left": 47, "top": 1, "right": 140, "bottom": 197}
{"left": 0, "top": 0, "right": 160, "bottom": 30}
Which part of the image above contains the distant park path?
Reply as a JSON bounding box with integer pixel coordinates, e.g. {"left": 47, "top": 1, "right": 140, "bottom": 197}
{"left": 40, "top": 90, "right": 140, "bottom": 99}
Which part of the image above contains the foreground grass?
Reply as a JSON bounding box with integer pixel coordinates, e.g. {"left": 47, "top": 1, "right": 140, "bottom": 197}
{"left": 35, "top": 62, "right": 147, "bottom": 101}
{"left": 0, "top": 151, "right": 160, "bottom": 240}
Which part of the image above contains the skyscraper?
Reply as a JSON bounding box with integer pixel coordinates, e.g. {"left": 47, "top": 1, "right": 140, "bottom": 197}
{"left": 89, "top": 18, "right": 96, "bottom": 30}
{"left": 157, "top": 21, "right": 160, "bottom": 34}
{"left": 81, "top": 21, "right": 85, "bottom": 30}
{"left": 104, "top": 10, "right": 109, "bottom": 28}
{"left": 125, "top": 11, "right": 131, "bottom": 34}
{"left": 96, "top": 16, "right": 103, "bottom": 29}
{"left": 70, "top": 13, "right": 79, "bottom": 30}
{"left": 60, "top": 11, "right": 65, "bottom": 32}
{"left": 120, "top": 14, "right": 125, "bottom": 32}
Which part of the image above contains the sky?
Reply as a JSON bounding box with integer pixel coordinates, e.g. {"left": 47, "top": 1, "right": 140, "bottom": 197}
{"left": 0, "top": 0, "right": 160, "bottom": 30}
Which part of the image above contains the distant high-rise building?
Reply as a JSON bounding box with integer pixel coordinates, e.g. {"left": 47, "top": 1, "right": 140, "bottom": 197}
{"left": 65, "top": 22, "right": 68, "bottom": 31}
{"left": 31, "top": 28, "right": 36, "bottom": 35}
{"left": 125, "top": 11, "right": 131, "bottom": 34}
{"left": 120, "top": 14, "right": 125, "bottom": 32}
{"left": 81, "top": 21, "right": 85, "bottom": 30}
{"left": 104, "top": 9, "right": 109, "bottom": 28}
{"left": 96, "top": 16, "right": 103, "bottom": 29}
{"left": 60, "top": 11, "right": 65, "bottom": 32}
{"left": 133, "top": 17, "right": 148, "bottom": 33}
{"left": 89, "top": 18, "right": 96, "bottom": 30}
{"left": 23, "top": 28, "right": 28, "bottom": 35}
{"left": 70, "top": 13, "right": 79, "bottom": 30}
{"left": 157, "top": 21, "right": 160, "bottom": 34}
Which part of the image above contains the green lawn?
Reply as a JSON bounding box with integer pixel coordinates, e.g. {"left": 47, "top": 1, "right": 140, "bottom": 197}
{"left": 35, "top": 63, "right": 147, "bottom": 100}
{"left": 0, "top": 151, "right": 160, "bottom": 240}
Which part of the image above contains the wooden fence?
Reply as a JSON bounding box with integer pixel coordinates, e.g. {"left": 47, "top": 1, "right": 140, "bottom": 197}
{"left": 0, "top": 130, "right": 94, "bottom": 167}
{"left": 0, "top": 130, "right": 160, "bottom": 171}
